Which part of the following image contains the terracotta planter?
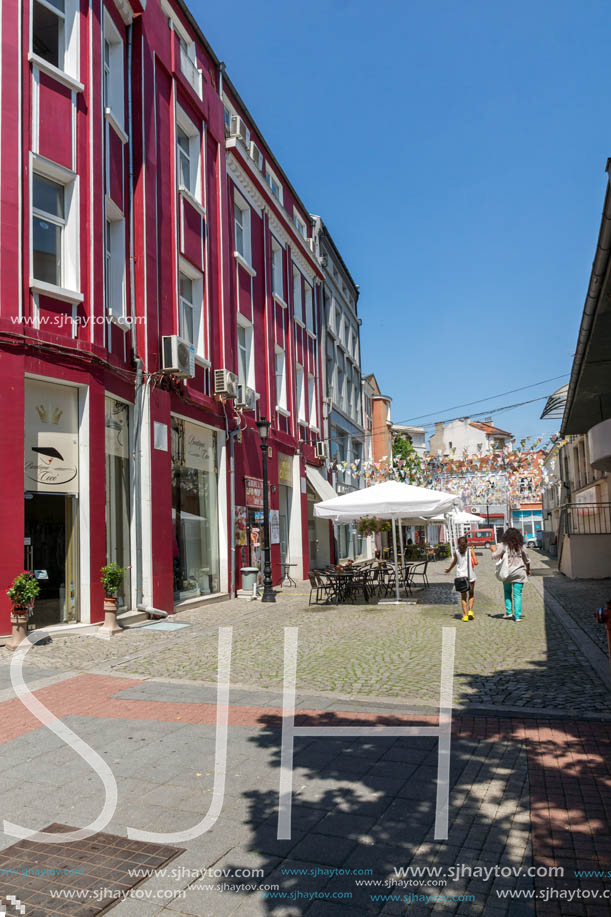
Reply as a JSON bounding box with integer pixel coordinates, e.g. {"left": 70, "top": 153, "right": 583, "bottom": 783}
{"left": 6, "top": 606, "right": 30, "bottom": 651}
{"left": 99, "top": 597, "right": 122, "bottom": 636}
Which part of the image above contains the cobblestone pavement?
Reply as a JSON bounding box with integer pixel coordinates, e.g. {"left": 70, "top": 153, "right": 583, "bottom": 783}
{"left": 1, "top": 553, "right": 608, "bottom": 717}
{"left": 0, "top": 674, "right": 609, "bottom": 916}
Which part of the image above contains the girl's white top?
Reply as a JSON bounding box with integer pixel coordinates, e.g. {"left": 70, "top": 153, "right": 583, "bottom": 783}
{"left": 455, "top": 549, "right": 476, "bottom": 582}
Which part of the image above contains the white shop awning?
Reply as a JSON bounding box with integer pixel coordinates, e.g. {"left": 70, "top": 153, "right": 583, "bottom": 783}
{"left": 305, "top": 465, "right": 337, "bottom": 502}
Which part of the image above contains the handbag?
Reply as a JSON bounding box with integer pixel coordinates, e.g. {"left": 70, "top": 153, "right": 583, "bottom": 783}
{"left": 495, "top": 548, "right": 510, "bottom": 582}
{"left": 454, "top": 547, "right": 471, "bottom": 593}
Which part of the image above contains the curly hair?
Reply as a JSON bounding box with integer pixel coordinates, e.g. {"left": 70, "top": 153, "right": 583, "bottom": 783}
{"left": 501, "top": 527, "right": 524, "bottom": 554}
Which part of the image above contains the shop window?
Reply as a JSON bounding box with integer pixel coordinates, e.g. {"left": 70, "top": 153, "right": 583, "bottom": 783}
{"left": 172, "top": 419, "right": 220, "bottom": 601}
{"left": 105, "top": 397, "right": 131, "bottom": 608}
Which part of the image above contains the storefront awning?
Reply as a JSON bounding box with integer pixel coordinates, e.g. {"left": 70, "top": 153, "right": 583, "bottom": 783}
{"left": 305, "top": 465, "right": 337, "bottom": 502}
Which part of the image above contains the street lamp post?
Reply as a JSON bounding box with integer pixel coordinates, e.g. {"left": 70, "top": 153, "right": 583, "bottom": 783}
{"left": 256, "top": 417, "right": 276, "bottom": 603}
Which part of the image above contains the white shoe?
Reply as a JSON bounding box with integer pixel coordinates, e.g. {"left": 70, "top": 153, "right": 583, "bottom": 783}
{"left": 504, "top": 613, "right": 514, "bottom": 619}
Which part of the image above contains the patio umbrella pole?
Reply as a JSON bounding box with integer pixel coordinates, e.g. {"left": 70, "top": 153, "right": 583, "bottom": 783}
{"left": 393, "top": 514, "right": 400, "bottom": 602}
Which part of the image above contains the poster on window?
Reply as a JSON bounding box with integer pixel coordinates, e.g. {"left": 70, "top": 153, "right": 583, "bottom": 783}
{"left": 25, "top": 379, "right": 79, "bottom": 493}
{"left": 235, "top": 506, "right": 247, "bottom": 546}
{"left": 105, "top": 398, "right": 129, "bottom": 458}
{"left": 270, "top": 509, "right": 280, "bottom": 544}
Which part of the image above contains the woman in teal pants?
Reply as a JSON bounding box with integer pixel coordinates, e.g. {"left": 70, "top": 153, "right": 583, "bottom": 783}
{"left": 490, "top": 528, "right": 531, "bottom": 621}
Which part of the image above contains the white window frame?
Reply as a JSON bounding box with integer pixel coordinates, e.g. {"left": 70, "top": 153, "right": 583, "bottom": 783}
{"left": 296, "top": 363, "right": 306, "bottom": 422}
{"left": 176, "top": 105, "right": 202, "bottom": 204}
{"left": 292, "top": 265, "right": 302, "bottom": 323}
{"left": 30, "top": 155, "right": 81, "bottom": 302}
{"left": 271, "top": 236, "right": 283, "bottom": 298}
{"left": 308, "top": 373, "right": 317, "bottom": 429}
{"left": 275, "top": 345, "right": 287, "bottom": 412}
{"left": 236, "top": 314, "right": 254, "bottom": 389}
{"left": 103, "top": 11, "right": 124, "bottom": 130}
{"left": 293, "top": 210, "right": 306, "bottom": 239}
{"left": 31, "top": 0, "right": 79, "bottom": 80}
{"left": 304, "top": 282, "right": 314, "bottom": 332}
{"left": 179, "top": 256, "right": 205, "bottom": 358}
{"left": 105, "top": 210, "right": 126, "bottom": 320}
{"left": 233, "top": 191, "right": 251, "bottom": 266}
{"left": 265, "top": 163, "right": 283, "bottom": 206}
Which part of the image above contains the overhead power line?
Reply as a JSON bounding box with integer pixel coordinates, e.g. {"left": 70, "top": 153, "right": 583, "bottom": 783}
{"left": 395, "top": 373, "right": 570, "bottom": 425}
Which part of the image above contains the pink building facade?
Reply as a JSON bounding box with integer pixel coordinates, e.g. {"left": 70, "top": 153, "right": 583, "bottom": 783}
{"left": 0, "top": 0, "right": 330, "bottom": 635}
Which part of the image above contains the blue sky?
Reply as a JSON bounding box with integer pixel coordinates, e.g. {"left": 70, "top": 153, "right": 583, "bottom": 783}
{"left": 193, "top": 0, "right": 610, "bottom": 444}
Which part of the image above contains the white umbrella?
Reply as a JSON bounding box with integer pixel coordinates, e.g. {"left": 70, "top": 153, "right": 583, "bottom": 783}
{"left": 314, "top": 481, "right": 462, "bottom": 603}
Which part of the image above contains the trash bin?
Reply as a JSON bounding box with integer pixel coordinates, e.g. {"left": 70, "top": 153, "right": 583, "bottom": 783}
{"left": 241, "top": 567, "right": 259, "bottom": 592}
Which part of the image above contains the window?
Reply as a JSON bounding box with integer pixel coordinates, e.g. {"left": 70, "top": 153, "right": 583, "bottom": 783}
{"left": 265, "top": 164, "right": 283, "bottom": 205}
{"left": 237, "top": 318, "right": 253, "bottom": 387}
{"left": 178, "top": 259, "right": 205, "bottom": 355}
{"left": 32, "top": 174, "right": 64, "bottom": 285}
{"left": 179, "top": 273, "right": 194, "bottom": 343}
{"left": 346, "top": 379, "right": 352, "bottom": 416}
{"left": 275, "top": 347, "right": 287, "bottom": 410}
{"left": 293, "top": 211, "right": 306, "bottom": 238}
{"left": 176, "top": 107, "right": 201, "bottom": 202}
{"left": 337, "top": 358, "right": 345, "bottom": 410}
{"left": 271, "top": 237, "right": 283, "bottom": 297}
{"left": 103, "top": 12, "right": 124, "bottom": 128}
{"left": 292, "top": 266, "right": 302, "bottom": 321}
{"left": 304, "top": 283, "right": 314, "bottom": 331}
{"left": 308, "top": 374, "right": 317, "bottom": 428}
{"left": 104, "top": 215, "right": 125, "bottom": 318}
{"left": 31, "top": 158, "right": 79, "bottom": 296}
{"left": 326, "top": 343, "right": 335, "bottom": 401}
{"left": 233, "top": 193, "right": 251, "bottom": 264}
{"left": 296, "top": 364, "right": 305, "bottom": 421}
{"left": 178, "top": 33, "right": 201, "bottom": 98}
{"left": 33, "top": 0, "right": 65, "bottom": 68}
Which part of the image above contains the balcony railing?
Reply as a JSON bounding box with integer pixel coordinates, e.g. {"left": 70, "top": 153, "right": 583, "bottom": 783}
{"left": 180, "top": 47, "right": 202, "bottom": 99}
{"left": 561, "top": 502, "right": 611, "bottom": 535}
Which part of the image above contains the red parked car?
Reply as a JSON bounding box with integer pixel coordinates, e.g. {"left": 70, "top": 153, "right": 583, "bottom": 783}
{"left": 466, "top": 528, "right": 496, "bottom": 547}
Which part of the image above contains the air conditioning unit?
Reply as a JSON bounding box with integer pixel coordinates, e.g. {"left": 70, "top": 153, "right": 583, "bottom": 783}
{"left": 315, "top": 440, "right": 327, "bottom": 459}
{"left": 161, "top": 335, "right": 195, "bottom": 378}
{"left": 236, "top": 383, "right": 257, "bottom": 411}
{"left": 214, "top": 368, "right": 239, "bottom": 398}
{"left": 230, "top": 115, "right": 249, "bottom": 146}
{"left": 249, "top": 141, "right": 264, "bottom": 171}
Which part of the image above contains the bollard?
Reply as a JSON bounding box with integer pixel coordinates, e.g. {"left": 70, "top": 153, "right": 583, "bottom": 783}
{"left": 594, "top": 600, "right": 611, "bottom": 668}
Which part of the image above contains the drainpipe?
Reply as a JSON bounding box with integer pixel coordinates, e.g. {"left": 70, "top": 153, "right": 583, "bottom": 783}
{"left": 127, "top": 23, "right": 144, "bottom": 608}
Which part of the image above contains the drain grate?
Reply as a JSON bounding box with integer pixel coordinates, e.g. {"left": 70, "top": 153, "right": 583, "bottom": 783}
{"left": 141, "top": 621, "right": 191, "bottom": 631}
{"left": 0, "top": 824, "right": 185, "bottom": 914}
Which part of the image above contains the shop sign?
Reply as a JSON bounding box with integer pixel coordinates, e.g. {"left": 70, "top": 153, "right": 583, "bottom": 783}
{"left": 184, "top": 421, "right": 214, "bottom": 471}
{"left": 278, "top": 453, "right": 293, "bottom": 486}
{"left": 25, "top": 380, "right": 78, "bottom": 493}
{"left": 270, "top": 509, "right": 280, "bottom": 544}
{"left": 245, "top": 476, "right": 264, "bottom": 507}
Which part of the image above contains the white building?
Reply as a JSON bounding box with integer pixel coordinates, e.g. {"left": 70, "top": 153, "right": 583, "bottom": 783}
{"left": 391, "top": 424, "right": 427, "bottom": 458}
{"left": 429, "top": 418, "right": 513, "bottom": 457}
{"left": 312, "top": 215, "right": 366, "bottom": 560}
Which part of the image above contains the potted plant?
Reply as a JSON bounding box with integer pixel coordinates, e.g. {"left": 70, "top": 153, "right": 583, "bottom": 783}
{"left": 99, "top": 562, "right": 125, "bottom": 636}
{"left": 5, "top": 571, "right": 40, "bottom": 650}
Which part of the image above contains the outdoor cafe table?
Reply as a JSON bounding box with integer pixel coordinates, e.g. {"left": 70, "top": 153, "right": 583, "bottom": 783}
{"left": 325, "top": 568, "right": 368, "bottom": 604}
